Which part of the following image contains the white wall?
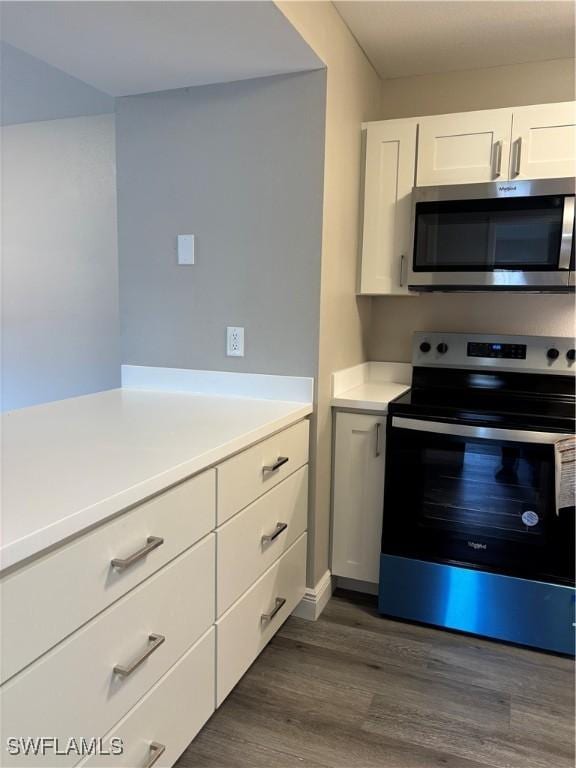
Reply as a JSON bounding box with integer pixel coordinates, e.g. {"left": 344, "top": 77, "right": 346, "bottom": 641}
{"left": 379, "top": 58, "right": 575, "bottom": 119}
{"left": 276, "top": 1, "right": 383, "bottom": 587}
{"left": 369, "top": 294, "right": 575, "bottom": 363}
{"left": 370, "top": 57, "right": 576, "bottom": 363}
{"left": 1, "top": 115, "right": 119, "bottom": 410}
{"left": 1, "top": 46, "right": 119, "bottom": 411}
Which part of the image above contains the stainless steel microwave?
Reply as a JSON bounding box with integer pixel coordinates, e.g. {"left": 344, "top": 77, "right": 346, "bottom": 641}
{"left": 408, "top": 178, "right": 575, "bottom": 291}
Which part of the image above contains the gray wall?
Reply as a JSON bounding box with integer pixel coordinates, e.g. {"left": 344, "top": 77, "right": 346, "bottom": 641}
{"left": 116, "top": 71, "right": 326, "bottom": 377}
{"left": 1, "top": 45, "right": 119, "bottom": 411}
{"left": 1, "top": 42, "right": 114, "bottom": 125}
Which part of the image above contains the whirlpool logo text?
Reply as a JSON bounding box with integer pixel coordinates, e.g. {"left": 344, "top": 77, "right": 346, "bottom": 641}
{"left": 467, "top": 541, "right": 487, "bottom": 550}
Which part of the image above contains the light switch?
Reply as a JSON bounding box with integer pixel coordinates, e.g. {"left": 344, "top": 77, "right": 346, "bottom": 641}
{"left": 177, "top": 234, "right": 195, "bottom": 265}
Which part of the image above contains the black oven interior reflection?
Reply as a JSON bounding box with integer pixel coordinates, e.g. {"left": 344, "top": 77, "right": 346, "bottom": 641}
{"left": 383, "top": 425, "right": 574, "bottom": 586}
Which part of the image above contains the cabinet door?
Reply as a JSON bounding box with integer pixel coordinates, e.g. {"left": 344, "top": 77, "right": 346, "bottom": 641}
{"left": 417, "top": 109, "right": 512, "bottom": 186}
{"left": 331, "top": 412, "right": 386, "bottom": 584}
{"left": 511, "top": 102, "right": 576, "bottom": 180}
{"left": 359, "top": 120, "right": 417, "bottom": 295}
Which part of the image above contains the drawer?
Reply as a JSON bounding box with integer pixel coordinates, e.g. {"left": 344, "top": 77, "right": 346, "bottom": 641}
{"left": 1, "top": 469, "right": 215, "bottom": 684}
{"left": 0, "top": 536, "right": 215, "bottom": 767}
{"left": 217, "top": 466, "right": 308, "bottom": 616}
{"left": 217, "top": 420, "right": 309, "bottom": 525}
{"left": 79, "top": 628, "right": 215, "bottom": 768}
{"left": 216, "top": 532, "right": 306, "bottom": 706}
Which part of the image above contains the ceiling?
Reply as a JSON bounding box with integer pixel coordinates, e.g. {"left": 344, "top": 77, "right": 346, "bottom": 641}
{"left": 334, "top": 0, "right": 575, "bottom": 80}
{"left": 0, "top": 1, "right": 323, "bottom": 97}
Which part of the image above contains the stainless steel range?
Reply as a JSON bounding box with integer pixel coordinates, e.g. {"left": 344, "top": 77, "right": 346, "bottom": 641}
{"left": 379, "top": 332, "right": 575, "bottom": 654}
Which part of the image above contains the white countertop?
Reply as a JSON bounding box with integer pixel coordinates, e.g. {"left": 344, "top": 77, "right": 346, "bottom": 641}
{"left": 331, "top": 381, "right": 411, "bottom": 411}
{"left": 331, "top": 362, "right": 411, "bottom": 412}
{"left": 1, "top": 389, "right": 311, "bottom": 572}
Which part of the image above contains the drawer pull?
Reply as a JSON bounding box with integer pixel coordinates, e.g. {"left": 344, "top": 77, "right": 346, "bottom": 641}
{"left": 262, "top": 456, "right": 289, "bottom": 473}
{"left": 261, "top": 522, "right": 288, "bottom": 544}
{"left": 111, "top": 536, "right": 164, "bottom": 570}
{"left": 144, "top": 742, "right": 166, "bottom": 768}
{"left": 261, "top": 596, "right": 286, "bottom": 625}
{"left": 113, "top": 633, "right": 165, "bottom": 677}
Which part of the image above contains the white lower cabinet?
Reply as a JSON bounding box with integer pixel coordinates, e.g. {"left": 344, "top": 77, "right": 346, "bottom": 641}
{"left": 0, "top": 469, "right": 216, "bottom": 686}
{"left": 217, "top": 419, "right": 309, "bottom": 525}
{"left": 80, "top": 628, "right": 215, "bottom": 768}
{"left": 331, "top": 411, "right": 386, "bottom": 584}
{"left": 0, "top": 418, "right": 309, "bottom": 768}
{"left": 216, "top": 465, "right": 308, "bottom": 616}
{"left": 0, "top": 537, "right": 215, "bottom": 767}
{"left": 216, "top": 533, "right": 307, "bottom": 706}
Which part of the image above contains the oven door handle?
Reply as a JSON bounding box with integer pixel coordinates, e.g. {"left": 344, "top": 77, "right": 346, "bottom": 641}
{"left": 391, "top": 417, "right": 567, "bottom": 445}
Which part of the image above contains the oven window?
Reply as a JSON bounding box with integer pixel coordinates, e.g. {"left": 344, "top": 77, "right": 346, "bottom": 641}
{"left": 383, "top": 425, "right": 574, "bottom": 585}
{"left": 413, "top": 195, "right": 565, "bottom": 271}
{"left": 420, "top": 441, "right": 546, "bottom": 540}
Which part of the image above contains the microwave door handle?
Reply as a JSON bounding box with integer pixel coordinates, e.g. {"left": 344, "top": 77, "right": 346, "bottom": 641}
{"left": 391, "top": 417, "right": 565, "bottom": 445}
{"left": 558, "top": 196, "right": 575, "bottom": 271}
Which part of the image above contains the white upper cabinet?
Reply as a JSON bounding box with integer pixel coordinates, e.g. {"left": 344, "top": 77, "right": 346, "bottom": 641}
{"left": 358, "top": 101, "right": 575, "bottom": 295}
{"left": 416, "top": 108, "right": 513, "bottom": 186}
{"left": 511, "top": 102, "right": 576, "bottom": 180}
{"left": 417, "top": 102, "right": 576, "bottom": 186}
{"left": 359, "top": 119, "right": 417, "bottom": 295}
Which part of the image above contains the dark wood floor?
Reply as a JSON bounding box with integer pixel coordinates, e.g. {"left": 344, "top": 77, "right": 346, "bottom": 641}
{"left": 177, "top": 590, "right": 575, "bottom": 768}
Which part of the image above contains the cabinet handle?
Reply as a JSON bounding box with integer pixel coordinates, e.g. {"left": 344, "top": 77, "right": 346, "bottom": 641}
{"left": 399, "top": 254, "right": 405, "bottom": 287}
{"left": 263, "top": 456, "right": 289, "bottom": 473}
{"left": 559, "top": 196, "right": 575, "bottom": 270}
{"left": 144, "top": 742, "right": 166, "bottom": 768}
{"left": 261, "top": 522, "right": 288, "bottom": 544}
{"left": 113, "top": 633, "right": 165, "bottom": 677}
{"left": 375, "top": 422, "right": 384, "bottom": 457}
{"left": 493, "top": 140, "right": 503, "bottom": 178}
{"left": 111, "top": 536, "right": 164, "bottom": 570}
{"left": 512, "top": 137, "right": 522, "bottom": 177}
{"left": 261, "top": 597, "right": 286, "bottom": 625}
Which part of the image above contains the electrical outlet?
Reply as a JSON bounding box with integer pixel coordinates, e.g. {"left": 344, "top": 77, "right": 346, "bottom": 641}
{"left": 226, "top": 326, "right": 244, "bottom": 357}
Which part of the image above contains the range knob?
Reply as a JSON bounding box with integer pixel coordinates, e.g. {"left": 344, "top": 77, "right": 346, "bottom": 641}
{"left": 437, "top": 343, "right": 449, "bottom": 354}
{"left": 547, "top": 348, "right": 560, "bottom": 361}
{"left": 419, "top": 342, "right": 431, "bottom": 353}
{"left": 567, "top": 349, "right": 575, "bottom": 362}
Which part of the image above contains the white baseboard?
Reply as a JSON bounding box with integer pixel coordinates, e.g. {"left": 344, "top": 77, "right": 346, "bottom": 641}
{"left": 292, "top": 569, "right": 332, "bottom": 621}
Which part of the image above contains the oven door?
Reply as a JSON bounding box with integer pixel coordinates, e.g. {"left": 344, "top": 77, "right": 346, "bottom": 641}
{"left": 408, "top": 181, "right": 575, "bottom": 291}
{"left": 383, "top": 417, "right": 575, "bottom": 585}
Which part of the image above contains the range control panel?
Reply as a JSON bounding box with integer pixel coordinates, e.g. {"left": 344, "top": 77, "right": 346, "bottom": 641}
{"left": 413, "top": 333, "right": 576, "bottom": 374}
{"left": 467, "top": 342, "right": 526, "bottom": 360}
